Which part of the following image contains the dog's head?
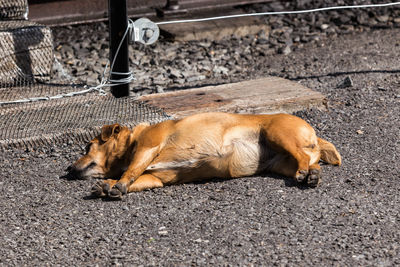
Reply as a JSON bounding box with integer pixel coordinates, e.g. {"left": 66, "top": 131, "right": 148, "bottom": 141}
{"left": 67, "top": 123, "right": 148, "bottom": 179}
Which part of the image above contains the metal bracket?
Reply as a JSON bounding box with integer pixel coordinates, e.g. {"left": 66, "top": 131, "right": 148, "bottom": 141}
{"left": 129, "top": 18, "right": 160, "bottom": 45}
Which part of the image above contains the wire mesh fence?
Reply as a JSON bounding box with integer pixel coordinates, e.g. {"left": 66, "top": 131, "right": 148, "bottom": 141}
{"left": 0, "top": 2, "right": 172, "bottom": 150}
{"left": 0, "top": 94, "right": 171, "bottom": 150}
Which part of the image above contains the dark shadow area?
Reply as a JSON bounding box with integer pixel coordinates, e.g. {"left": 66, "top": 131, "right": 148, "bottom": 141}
{"left": 83, "top": 194, "right": 122, "bottom": 202}
{"left": 36, "top": 80, "right": 87, "bottom": 87}
{"left": 12, "top": 25, "right": 44, "bottom": 82}
{"left": 132, "top": 82, "right": 226, "bottom": 94}
{"left": 82, "top": 195, "right": 100, "bottom": 201}
{"left": 59, "top": 172, "right": 79, "bottom": 180}
{"left": 174, "top": 172, "right": 313, "bottom": 190}
{"left": 257, "top": 172, "right": 312, "bottom": 190}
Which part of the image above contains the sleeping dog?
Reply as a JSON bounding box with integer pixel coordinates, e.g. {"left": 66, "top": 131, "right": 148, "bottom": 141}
{"left": 68, "top": 112, "right": 341, "bottom": 199}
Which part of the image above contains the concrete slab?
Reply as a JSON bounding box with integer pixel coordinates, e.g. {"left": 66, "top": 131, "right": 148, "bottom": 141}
{"left": 139, "top": 76, "right": 326, "bottom": 119}
{"left": 159, "top": 16, "right": 270, "bottom": 41}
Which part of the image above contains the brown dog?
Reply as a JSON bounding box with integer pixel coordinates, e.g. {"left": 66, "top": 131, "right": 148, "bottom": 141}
{"left": 68, "top": 112, "right": 341, "bottom": 199}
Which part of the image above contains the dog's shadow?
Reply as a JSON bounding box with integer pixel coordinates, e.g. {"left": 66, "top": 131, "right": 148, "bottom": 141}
{"left": 60, "top": 172, "right": 75, "bottom": 180}
{"left": 59, "top": 171, "right": 108, "bottom": 201}
{"left": 188, "top": 171, "right": 312, "bottom": 190}
{"left": 261, "top": 172, "right": 311, "bottom": 190}
{"left": 60, "top": 168, "right": 316, "bottom": 201}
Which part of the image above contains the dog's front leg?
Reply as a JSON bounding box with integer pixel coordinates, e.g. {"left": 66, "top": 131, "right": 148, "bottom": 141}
{"left": 108, "top": 146, "right": 160, "bottom": 199}
{"left": 91, "top": 174, "right": 163, "bottom": 198}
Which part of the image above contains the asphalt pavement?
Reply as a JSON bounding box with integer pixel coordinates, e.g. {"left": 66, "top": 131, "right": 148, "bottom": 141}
{"left": 1, "top": 22, "right": 399, "bottom": 267}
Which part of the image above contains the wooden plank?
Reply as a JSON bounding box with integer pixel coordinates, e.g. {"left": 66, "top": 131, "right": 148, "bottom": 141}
{"left": 139, "top": 76, "right": 326, "bottom": 118}
{"left": 159, "top": 16, "right": 270, "bottom": 41}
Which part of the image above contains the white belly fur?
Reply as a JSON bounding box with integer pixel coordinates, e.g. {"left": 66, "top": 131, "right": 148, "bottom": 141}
{"left": 146, "top": 126, "right": 264, "bottom": 178}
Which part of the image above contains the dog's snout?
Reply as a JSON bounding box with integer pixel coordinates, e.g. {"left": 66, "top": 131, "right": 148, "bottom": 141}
{"left": 66, "top": 161, "right": 98, "bottom": 179}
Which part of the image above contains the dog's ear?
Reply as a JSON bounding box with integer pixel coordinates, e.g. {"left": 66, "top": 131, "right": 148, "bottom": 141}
{"left": 101, "top": 123, "right": 121, "bottom": 142}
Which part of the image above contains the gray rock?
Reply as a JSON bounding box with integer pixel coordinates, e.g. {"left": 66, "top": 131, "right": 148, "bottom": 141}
{"left": 279, "top": 45, "right": 292, "bottom": 55}
{"left": 213, "top": 66, "right": 229, "bottom": 75}
{"left": 337, "top": 76, "right": 354, "bottom": 88}
{"left": 186, "top": 75, "right": 206, "bottom": 82}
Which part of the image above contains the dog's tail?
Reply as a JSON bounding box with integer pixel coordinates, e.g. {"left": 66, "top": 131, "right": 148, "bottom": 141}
{"left": 318, "top": 137, "right": 342, "bottom": 166}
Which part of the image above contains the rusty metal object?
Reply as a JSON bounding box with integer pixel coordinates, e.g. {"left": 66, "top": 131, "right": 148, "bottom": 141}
{"left": 28, "top": 0, "right": 163, "bottom": 26}
{"left": 27, "top": 0, "right": 273, "bottom": 26}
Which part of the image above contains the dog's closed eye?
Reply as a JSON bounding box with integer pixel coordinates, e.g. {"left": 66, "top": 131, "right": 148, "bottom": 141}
{"left": 85, "top": 143, "right": 93, "bottom": 154}
{"left": 87, "top": 161, "right": 97, "bottom": 169}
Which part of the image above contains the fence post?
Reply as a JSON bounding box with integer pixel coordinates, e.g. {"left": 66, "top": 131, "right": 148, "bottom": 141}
{"left": 108, "top": 0, "right": 130, "bottom": 97}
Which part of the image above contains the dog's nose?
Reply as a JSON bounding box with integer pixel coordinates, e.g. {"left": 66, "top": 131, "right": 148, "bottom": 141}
{"left": 66, "top": 165, "right": 78, "bottom": 175}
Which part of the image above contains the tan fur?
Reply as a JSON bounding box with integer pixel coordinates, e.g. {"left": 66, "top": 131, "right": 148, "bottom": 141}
{"left": 69, "top": 112, "right": 341, "bottom": 199}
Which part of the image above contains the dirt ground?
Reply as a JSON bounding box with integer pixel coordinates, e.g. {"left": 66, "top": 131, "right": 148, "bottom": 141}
{"left": 1, "top": 23, "right": 400, "bottom": 267}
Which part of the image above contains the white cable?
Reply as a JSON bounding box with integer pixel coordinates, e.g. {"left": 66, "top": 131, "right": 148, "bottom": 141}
{"left": 156, "top": 2, "right": 400, "bottom": 25}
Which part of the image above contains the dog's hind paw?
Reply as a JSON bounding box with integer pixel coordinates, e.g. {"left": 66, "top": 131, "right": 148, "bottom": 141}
{"left": 108, "top": 183, "right": 127, "bottom": 200}
{"left": 295, "top": 170, "right": 308, "bottom": 183}
{"left": 307, "top": 169, "right": 321, "bottom": 187}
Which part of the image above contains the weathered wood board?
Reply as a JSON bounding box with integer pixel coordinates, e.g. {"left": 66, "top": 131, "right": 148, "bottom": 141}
{"left": 159, "top": 16, "right": 270, "bottom": 41}
{"left": 139, "top": 76, "right": 326, "bottom": 119}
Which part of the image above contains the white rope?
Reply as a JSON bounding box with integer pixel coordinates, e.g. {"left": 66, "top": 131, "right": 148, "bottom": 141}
{"left": 107, "top": 19, "right": 136, "bottom": 85}
{"left": 0, "top": 20, "right": 136, "bottom": 106}
{"left": 0, "top": 86, "right": 106, "bottom": 105}
{"left": 156, "top": 2, "right": 400, "bottom": 25}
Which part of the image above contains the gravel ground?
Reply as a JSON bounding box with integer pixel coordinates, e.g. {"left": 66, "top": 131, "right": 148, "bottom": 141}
{"left": 1, "top": 1, "right": 400, "bottom": 266}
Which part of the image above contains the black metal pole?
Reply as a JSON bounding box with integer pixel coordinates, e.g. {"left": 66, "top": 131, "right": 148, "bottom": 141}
{"left": 108, "top": 0, "right": 130, "bottom": 97}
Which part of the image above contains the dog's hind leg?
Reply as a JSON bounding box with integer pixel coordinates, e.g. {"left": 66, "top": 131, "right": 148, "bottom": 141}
{"left": 260, "top": 116, "right": 320, "bottom": 184}
{"left": 267, "top": 154, "right": 321, "bottom": 187}
{"left": 267, "top": 140, "right": 311, "bottom": 183}
{"left": 267, "top": 153, "right": 298, "bottom": 178}
{"left": 307, "top": 163, "right": 321, "bottom": 187}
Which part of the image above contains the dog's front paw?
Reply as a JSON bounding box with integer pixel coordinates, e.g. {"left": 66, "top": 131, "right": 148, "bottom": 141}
{"left": 108, "top": 182, "right": 127, "bottom": 200}
{"left": 91, "top": 181, "right": 108, "bottom": 197}
{"left": 90, "top": 180, "right": 116, "bottom": 198}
